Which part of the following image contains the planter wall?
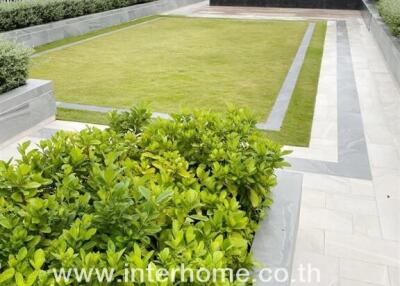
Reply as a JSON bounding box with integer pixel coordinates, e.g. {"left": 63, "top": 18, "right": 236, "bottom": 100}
{"left": 251, "top": 171, "right": 303, "bottom": 285}
{"left": 210, "top": 0, "right": 361, "bottom": 10}
{"left": 0, "top": 80, "right": 56, "bottom": 145}
{"left": 361, "top": 0, "right": 400, "bottom": 85}
{"left": 0, "top": 0, "right": 203, "bottom": 48}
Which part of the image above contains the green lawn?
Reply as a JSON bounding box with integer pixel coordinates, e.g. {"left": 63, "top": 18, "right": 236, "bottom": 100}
{"left": 33, "top": 16, "right": 326, "bottom": 146}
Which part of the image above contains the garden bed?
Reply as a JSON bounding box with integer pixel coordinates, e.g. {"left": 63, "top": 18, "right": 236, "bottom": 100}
{"left": 0, "top": 108, "right": 302, "bottom": 285}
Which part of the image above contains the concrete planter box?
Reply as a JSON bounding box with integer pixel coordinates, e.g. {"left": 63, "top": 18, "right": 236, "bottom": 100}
{"left": 361, "top": 0, "right": 400, "bottom": 85}
{"left": 210, "top": 0, "right": 361, "bottom": 10}
{"left": 252, "top": 171, "right": 303, "bottom": 285}
{"left": 0, "top": 80, "right": 56, "bottom": 145}
{"left": 0, "top": 0, "right": 202, "bottom": 48}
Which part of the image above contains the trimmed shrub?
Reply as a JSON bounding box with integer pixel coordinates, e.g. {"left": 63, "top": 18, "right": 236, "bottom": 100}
{"left": 379, "top": 0, "right": 400, "bottom": 37}
{"left": 0, "top": 39, "right": 31, "bottom": 94}
{"left": 0, "top": 108, "right": 289, "bottom": 284}
{"left": 0, "top": 0, "right": 153, "bottom": 32}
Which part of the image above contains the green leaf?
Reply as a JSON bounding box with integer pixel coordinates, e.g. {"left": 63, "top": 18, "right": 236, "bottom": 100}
{"left": 17, "top": 248, "right": 27, "bottom": 261}
{"left": 190, "top": 215, "right": 208, "bottom": 221}
{"left": 31, "top": 249, "right": 45, "bottom": 269}
{"left": 23, "top": 182, "right": 41, "bottom": 189}
{"left": 26, "top": 271, "right": 39, "bottom": 286}
{"left": 0, "top": 268, "right": 15, "bottom": 283}
{"left": 139, "top": 186, "right": 151, "bottom": 200}
{"left": 15, "top": 272, "right": 25, "bottom": 286}
{"left": 156, "top": 189, "right": 173, "bottom": 204}
{"left": 249, "top": 189, "right": 260, "bottom": 207}
{"left": 0, "top": 215, "right": 12, "bottom": 229}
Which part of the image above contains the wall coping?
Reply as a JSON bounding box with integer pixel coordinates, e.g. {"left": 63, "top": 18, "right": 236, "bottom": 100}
{"left": 361, "top": 0, "right": 400, "bottom": 84}
{"left": 0, "top": 79, "right": 56, "bottom": 145}
{"left": 251, "top": 170, "right": 303, "bottom": 285}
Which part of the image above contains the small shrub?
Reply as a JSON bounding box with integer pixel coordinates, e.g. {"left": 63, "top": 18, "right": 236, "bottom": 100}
{"left": 0, "top": 108, "right": 289, "bottom": 284}
{"left": 0, "top": 0, "right": 154, "bottom": 32}
{"left": 379, "top": 0, "right": 400, "bottom": 37}
{"left": 0, "top": 39, "right": 31, "bottom": 94}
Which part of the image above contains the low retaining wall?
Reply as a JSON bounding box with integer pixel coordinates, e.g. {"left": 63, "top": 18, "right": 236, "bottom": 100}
{"left": 0, "top": 0, "right": 202, "bottom": 48}
{"left": 0, "top": 80, "right": 56, "bottom": 145}
{"left": 251, "top": 171, "right": 303, "bottom": 285}
{"left": 210, "top": 0, "right": 361, "bottom": 10}
{"left": 361, "top": 0, "right": 400, "bottom": 85}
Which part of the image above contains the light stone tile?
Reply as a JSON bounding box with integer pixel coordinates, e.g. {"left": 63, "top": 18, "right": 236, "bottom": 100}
{"left": 375, "top": 197, "right": 400, "bottom": 241}
{"left": 291, "top": 250, "right": 339, "bottom": 286}
{"left": 299, "top": 207, "right": 353, "bottom": 233}
{"left": 326, "top": 194, "right": 378, "bottom": 215}
{"left": 368, "top": 144, "right": 400, "bottom": 171}
{"left": 0, "top": 136, "right": 42, "bottom": 161}
{"left": 339, "top": 258, "right": 389, "bottom": 285}
{"left": 303, "top": 173, "right": 351, "bottom": 194}
{"left": 325, "top": 232, "right": 400, "bottom": 266}
{"left": 349, "top": 178, "right": 375, "bottom": 197}
{"left": 388, "top": 266, "right": 400, "bottom": 286}
{"left": 302, "top": 188, "right": 326, "bottom": 208}
{"left": 340, "top": 279, "right": 384, "bottom": 286}
{"left": 46, "top": 120, "right": 107, "bottom": 132}
{"left": 353, "top": 214, "right": 382, "bottom": 238}
{"left": 296, "top": 228, "right": 325, "bottom": 254}
{"left": 373, "top": 168, "right": 400, "bottom": 200}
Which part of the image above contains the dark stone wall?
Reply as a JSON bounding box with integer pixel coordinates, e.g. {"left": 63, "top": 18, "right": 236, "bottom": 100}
{"left": 210, "top": 0, "right": 362, "bottom": 10}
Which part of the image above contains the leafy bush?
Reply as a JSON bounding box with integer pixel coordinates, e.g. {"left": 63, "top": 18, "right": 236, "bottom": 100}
{"left": 0, "top": 108, "right": 288, "bottom": 285}
{"left": 0, "top": 39, "right": 31, "bottom": 94}
{"left": 0, "top": 0, "right": 154, "bottom": 32}
{"left": 379, "top": 0, "right": 400, "bottom": 37}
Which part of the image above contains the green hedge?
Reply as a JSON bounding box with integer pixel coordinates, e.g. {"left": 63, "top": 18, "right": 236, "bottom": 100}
{"left": 378, "top": 0, "right": 400, "bottom": 37}
{"left": 0, "top": 0, "right": 154, "bottom": 32}
{"left": 0, "top": 40, "right": 31, "bottom": 94}
{"left": 0, "top": 108, "right": 288, "bottom": 285}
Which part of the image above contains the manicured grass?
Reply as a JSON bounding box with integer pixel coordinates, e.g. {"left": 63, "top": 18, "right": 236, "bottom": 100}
{"left": 56, "top": 23, "right": 327, "bottom": 146}
{"left": 57, "top": 108, "right": 109, "bottom": 125}
{"left": 33, "top": 15, "right": 160, "bottom": 54}
{"left": 34, "top": 16, "right": 326, "bottom": 146}
{"left": 31, "top": 16, "right": 308, "bottom": 120}
{"left": 263, "top": 22, "right": 327, "bottom": 146}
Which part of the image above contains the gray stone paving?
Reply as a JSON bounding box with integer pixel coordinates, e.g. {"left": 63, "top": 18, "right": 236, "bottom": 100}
{"left": 287, "top": 21, "right": 372, "bottom": 180}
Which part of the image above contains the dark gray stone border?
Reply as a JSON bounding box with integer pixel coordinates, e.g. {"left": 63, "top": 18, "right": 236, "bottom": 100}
{"left": 252, "top": 170, "right": 303, "bottom": 286}
{"left": 287, "top": 21, "right": 372, "bottom": 180}
{"left": 56, "top": 101, "right": 172, "bottom": 120}
{"left": 360, "top": 0, "right": 400, "bottom": 85}
{"left": 0, "top": 80, "right": 56, "bottom": 145}
{"left": 0, "top": 0, "right": 203, "bottom": 48}
{"left": 257, "top": 23, "right": 315, "bottom": 131}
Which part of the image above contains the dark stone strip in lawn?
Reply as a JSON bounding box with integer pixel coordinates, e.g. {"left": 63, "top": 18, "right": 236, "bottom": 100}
{"left": 287, "top": 21, "right": 372, "bottom": 180}
{"left": 257, "top": 22, "right": 316, "bottom": 131}
{"left": 56, "top": 101, "right": 172, "bottom": 119}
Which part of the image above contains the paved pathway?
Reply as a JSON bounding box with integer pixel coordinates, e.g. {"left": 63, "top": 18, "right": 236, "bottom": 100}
{"left": 1, "top": 3, "right": 399, "bottom": 285}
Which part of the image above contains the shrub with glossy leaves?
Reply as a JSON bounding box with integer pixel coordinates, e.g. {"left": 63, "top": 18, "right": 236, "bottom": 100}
{"left": 0, "top": 39, "right": 31, "bottom": 94}
{"left": 0, "top": 108, "right": 289, "bottom": 285}
{"left": 0, "top": 0, "right": 154, "bottom": 32}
